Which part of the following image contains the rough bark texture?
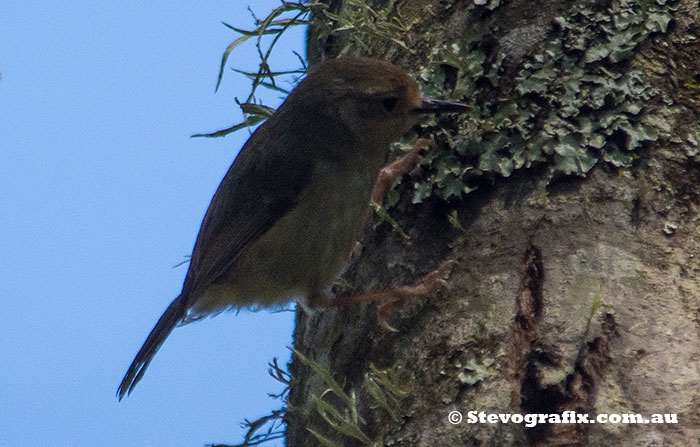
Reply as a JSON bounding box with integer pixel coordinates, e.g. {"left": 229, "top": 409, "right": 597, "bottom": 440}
{"left": 287, "top": 0, "right": 700, "bottom": 445}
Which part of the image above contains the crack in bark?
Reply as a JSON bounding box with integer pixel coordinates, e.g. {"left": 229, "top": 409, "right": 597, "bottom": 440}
{"left": 507, "top": 244, "right": 619, "bottom": 446}
{"left": 508, "top": 244, "right": 544, "bottom": 407}
{"left": 534, "top": 313, "right": 618, "bottom": 447}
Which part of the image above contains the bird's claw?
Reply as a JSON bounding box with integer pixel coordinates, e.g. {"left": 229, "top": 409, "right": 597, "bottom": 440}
{"left": 378, "top": 304, "right": 400, "bottom": 332}
{"left": 376, "top": 259, "right": 456, "bottom": 331}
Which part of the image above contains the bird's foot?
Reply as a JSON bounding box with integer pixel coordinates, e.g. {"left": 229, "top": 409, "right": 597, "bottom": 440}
{"left": 312, "top": 260, "right": 455, "bottom": 331}
{"left": 371, "top": 138, "right": 430, "bottom": 205}
{"left": 375, "top": 260, "right": 455, "bottom": 331}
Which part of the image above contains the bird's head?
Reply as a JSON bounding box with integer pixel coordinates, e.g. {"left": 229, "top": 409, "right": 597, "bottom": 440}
{"left": 287, "top": 57, "right": 469, "bottom": 150}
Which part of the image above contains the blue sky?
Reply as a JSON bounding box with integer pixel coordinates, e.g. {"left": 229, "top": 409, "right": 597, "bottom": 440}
{"left": 1, "top": 2, "right": 305, "bottom": 446}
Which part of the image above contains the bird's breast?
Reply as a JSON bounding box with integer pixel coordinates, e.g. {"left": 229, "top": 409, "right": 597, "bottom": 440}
{"left": 194, "top": 154, "right": 384, "bottom": 312}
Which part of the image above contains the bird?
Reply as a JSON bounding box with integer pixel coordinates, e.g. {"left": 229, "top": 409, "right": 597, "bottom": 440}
{"left": 117, "top": 57, "right": 469, "bottom": 400}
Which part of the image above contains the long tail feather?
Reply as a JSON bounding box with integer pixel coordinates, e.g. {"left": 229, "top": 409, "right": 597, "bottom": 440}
{"left": 117, "top": 295, "right": 186, "bottom": 400}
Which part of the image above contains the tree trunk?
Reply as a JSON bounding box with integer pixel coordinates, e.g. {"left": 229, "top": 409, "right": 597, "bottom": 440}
{"left": 287, "top": 0, "right": 700, "bottom": 445}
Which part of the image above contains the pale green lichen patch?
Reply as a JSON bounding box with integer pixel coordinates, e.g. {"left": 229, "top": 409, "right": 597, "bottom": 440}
{"left": 408, "top": 0, "right": 678, "bottom": 203}
{"left": 456, "top": 356, "right": 496, "bottom": 386}
{"left": 473, "top": 0, "right": 501, "bottom": 10}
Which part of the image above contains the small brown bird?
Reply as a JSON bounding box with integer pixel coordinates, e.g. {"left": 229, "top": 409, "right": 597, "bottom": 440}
{"left": 117, "top": 57, "right": 468, "bottom": 399}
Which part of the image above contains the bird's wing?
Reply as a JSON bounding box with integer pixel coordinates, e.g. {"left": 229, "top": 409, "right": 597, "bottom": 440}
{"left": 117, "top": 117, "right": 315, "bottom": 399}
{"left": 181, "top": 117, "right": 314, "bottom": 305}
{"left": 117, "top": 119, "right": 313, "bottom": 398}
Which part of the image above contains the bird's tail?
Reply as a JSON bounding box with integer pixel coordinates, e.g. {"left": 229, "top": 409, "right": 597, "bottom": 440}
{"left": 117, "top": 295, "right": 186, "bottom": 400}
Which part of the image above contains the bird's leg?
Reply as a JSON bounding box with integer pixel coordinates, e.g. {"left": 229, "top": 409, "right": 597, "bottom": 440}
{"left": 310, "top": 260, "right": 455, "bottom": 331}
{"left": 371, "top": 138, "right": 429, "bottom": 205}
{"left": 348, "top": 138, "right": 430, "bottom": 260}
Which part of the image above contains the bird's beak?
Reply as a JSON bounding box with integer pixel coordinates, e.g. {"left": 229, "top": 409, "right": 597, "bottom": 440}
{"left": 414, "top": 97, "right": 471, "bottom": 114}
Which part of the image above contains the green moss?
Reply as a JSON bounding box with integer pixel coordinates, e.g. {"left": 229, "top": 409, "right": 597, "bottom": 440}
{"left": 318, "top": 0, "right": 417, "bottom": 56}
{"left": 293, "top": 349, "right": 409, "bottom": 446}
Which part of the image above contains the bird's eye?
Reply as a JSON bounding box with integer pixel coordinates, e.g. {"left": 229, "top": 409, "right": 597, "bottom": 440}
{"left": 381, "top": 97, "right": 399, "bottom": 114}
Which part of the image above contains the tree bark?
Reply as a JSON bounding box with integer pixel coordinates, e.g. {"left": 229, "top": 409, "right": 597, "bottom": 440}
{"left": 287, "top": 0, "right": 700, "bottom": 445}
